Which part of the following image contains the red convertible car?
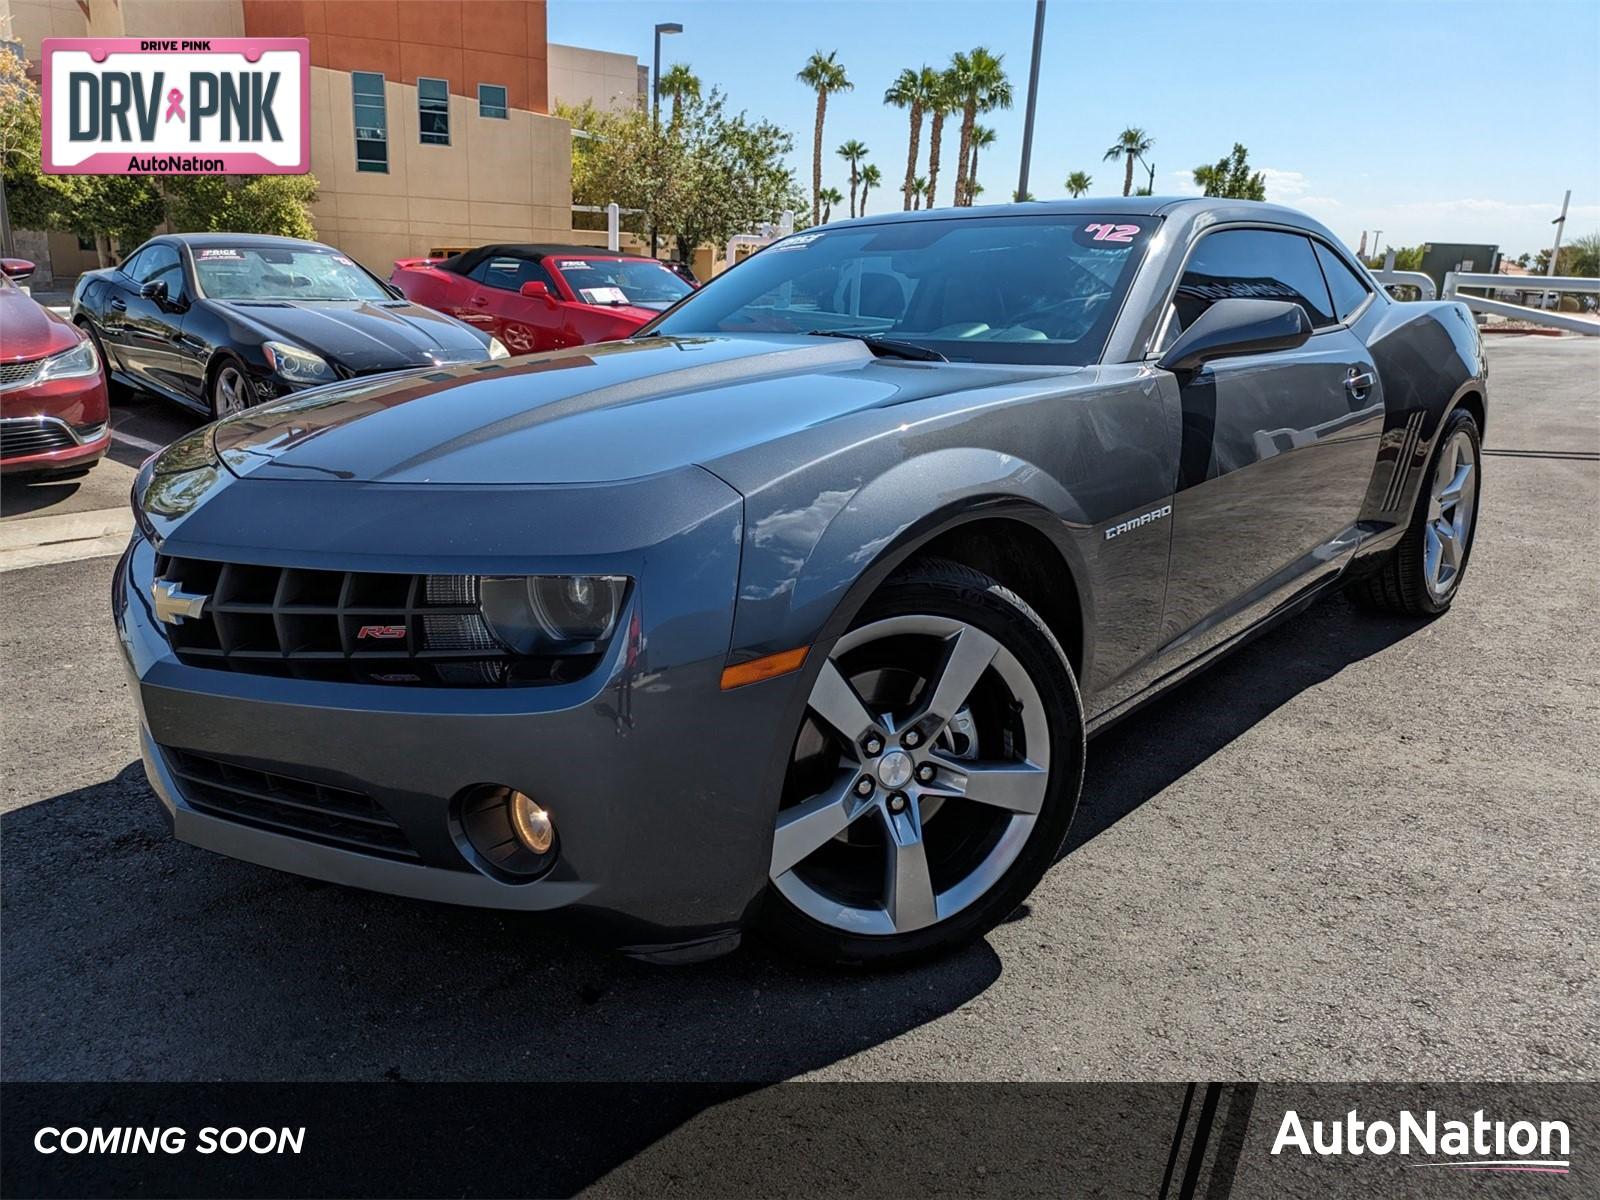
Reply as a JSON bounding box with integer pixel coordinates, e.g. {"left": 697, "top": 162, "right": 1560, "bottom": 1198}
{"left": 0, "top": 260, "right": 110, "bottom": 477}
{"left": 390, "top": 245, "right": 693, "bottom": 355}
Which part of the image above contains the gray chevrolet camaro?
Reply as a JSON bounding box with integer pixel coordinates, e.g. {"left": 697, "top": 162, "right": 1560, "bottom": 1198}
{"left": 115, "top": 198, "right": 1487, "bottom": 967}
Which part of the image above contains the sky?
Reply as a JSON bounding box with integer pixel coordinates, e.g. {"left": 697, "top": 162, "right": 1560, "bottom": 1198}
{"left": 548, "top": 0, "right": 1600, "bottom": 257}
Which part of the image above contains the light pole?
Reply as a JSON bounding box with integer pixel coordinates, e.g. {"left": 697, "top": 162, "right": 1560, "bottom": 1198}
{"left": 649, "top": 21, "right": 683, "bottom": 259}
{"left": 1015, "top": 0, "right": 1046, "bottom": 202}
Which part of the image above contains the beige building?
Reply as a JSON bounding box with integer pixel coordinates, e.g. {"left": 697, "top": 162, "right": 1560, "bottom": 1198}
{"left": 4, "top": 0, "right": 592, "bottom": 281}
{"left": 547, "top": 42, "right": 646, "bottom": 114}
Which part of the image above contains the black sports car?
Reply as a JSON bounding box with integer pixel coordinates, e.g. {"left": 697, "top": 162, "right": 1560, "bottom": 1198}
{"left": 72, "top": 233, "right": 505, "bottom": 418}
{"left": 116, "top": 199, "right": 1486, "bottom": 967}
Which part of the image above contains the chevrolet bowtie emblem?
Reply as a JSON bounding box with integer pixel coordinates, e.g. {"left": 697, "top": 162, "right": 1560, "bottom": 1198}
{"left": 152, "top": 578, "right": 208, "bottom": 625}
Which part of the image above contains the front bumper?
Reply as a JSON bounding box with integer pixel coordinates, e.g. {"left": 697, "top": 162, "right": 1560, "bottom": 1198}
{"left": 0, "top": 371, "right": 112, "bottom": 473}
{"left": 113, "top": 477, "right": 801, "bottom": 945}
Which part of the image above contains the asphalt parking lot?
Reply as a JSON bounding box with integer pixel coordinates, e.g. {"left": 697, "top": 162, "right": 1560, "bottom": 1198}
{"left": 1, "top": 336, "right": 1595, "bottom": 1086}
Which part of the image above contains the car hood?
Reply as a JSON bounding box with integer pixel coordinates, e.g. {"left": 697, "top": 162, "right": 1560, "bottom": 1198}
{"left": 211, "top": 334, "right": 1076, "bottom": 485}
{"left": 0, "top": 287, "right": 80, "bottom": 361}
{"left": 211, "top": 298, "right": 487, "bottom": 371}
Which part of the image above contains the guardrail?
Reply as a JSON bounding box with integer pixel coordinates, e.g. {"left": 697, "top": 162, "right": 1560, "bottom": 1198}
{"left": 1371, "top": 270, "right": 1437, "bottom": 300}
{"left": 1443, "top": 271, "right": 1600, "bottom": 337}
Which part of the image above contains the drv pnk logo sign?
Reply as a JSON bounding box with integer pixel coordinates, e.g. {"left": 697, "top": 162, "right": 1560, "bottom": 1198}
{"left": 41, "top": 38, "right": 309, "bottom": 174}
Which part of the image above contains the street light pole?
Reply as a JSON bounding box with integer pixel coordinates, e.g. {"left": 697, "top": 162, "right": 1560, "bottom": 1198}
{"left": 1541, "top": 188, "right": 1571, "bottom": 310}
{"left": 1015, "top": 0, "right": 1046, "bottom": 202}
{"left": 649, "top": 21, "right": 683, "bottom": 259}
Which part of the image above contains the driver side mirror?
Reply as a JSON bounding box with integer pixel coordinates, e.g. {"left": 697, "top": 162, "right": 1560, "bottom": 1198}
{"left": 139, "top": 279, "right": 169, "bottom": 303}
{"left": 520, "top": 281, "right": 557, "bottom": 306}
{"left": 1156, "top": 298, "right": 1311, "bottom": 376}
{"left": 1, "top": 258, "right": 36, "bottom": 284}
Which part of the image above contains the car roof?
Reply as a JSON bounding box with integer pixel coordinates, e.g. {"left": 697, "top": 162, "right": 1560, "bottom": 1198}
{"left": 817, "top": 196, "right": 1327, "bottom": 233}
{"left": 442, "top": 244, "right": 653, "bottom": 274}
{"left": 160, "top": 232, "right": 337, "bottom": 251}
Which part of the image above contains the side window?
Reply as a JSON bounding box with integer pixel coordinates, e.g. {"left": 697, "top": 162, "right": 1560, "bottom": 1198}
{"left": 1173, "top": 229, "right": 1337, "bottom": 334}
{"left": 352, "top": 72, "right": 388, "bottom": 173}
{"left": 1313, "top": 241, "right": 1372, "bottom": 323}
{"left": 478, "top": 84, "right": 508, "bottom": 119}
{"left": 473, "top": 256, "right": 555, "bottom": 293}
{"left": 137, "top": 245, "right": 183, "bottom": 294}
{"left": 118, "top": 248, "right": 148, "bottom": 280}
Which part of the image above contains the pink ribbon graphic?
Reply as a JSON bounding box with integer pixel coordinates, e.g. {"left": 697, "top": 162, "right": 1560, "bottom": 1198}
{"left": 164, "top": 88, "right": 185, "bottom": 123}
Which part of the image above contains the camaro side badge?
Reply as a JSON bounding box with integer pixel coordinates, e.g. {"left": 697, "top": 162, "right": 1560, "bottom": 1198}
{"left": 1104, "top": 505, "right": 1173, "bottom": 541}
{"left": 151, "top": 578, "right": 208, "bottom": 625}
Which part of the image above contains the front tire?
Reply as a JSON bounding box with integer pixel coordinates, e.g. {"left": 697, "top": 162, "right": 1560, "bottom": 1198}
{"left": 208, "top": 357, "right": 251, "bottom": 420}
{"left": 762, "top": 559, "right": 1085, "bottom": 969}
{"left": 1351, "top": 408, "right": 1482, "bottom": 615}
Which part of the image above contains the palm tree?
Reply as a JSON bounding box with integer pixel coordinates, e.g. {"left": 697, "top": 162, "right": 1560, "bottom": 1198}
{"left": 1064, "top": 171, "right": 1093, "bottom": 198}
{"left": 657, "top": 63, "right": 700, "bottom": 125}
{"left": 797, "top": 51, "right": 853, "bottom": 225}
{"left": 818, "top": 186, "right": 844, "bottom": 224}
{"left": 966, "top": 123, "right": 996, "bottom": 203}
{"left": 1103, "top": 126, "right": 1153, "bottom": 197}
{"left": 924, "top": 69, "right": 957, "bottom": 209}
{"left": 949, "top": 48, "right": 1011, "bottom": 206}
{"left": 837, "top": 139, "right": 869, "bottom": 218}
{"left": 910, "top": 175, "right": 928, "bottom": 211}
{"left": 884, "top": 65, "right": 940, "bottom": 211}
{"left": 859, "top": 163, "right": 882, "bottom": 214}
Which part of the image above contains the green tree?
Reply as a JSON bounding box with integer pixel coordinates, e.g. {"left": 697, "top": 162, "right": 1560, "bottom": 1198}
{"left": 1064, "top": 171, "right": 1093, "bottom": 198}
{"left": 1193, "top": 143, "right": 1265, "bottom": 200}
{"left": 859, "top": 162, "right": 881, "bottom": 215}
{"left": 797, "top": 50, "right": 852, "bottom": 226}
{"left": 909, "top": 174, "right": 928, "bottom": 211}
{"left": 1103, "top": 126, "right": 1152, "bottom": 197}
{"left": 965, "top": 123, "right": 996, "bottom": 203}
{"left": 948, "top": 48, "right": 1011, "bottom": 206}
{"left": 818, "top": 186, "right": 843, "bottom": 223}
{"left": 658, "top": 63, "right": 700, "bottom": 127}
{"left": 836, "top": 138, "right": 868, "bottom": 218}
{"left": 162, "top": 175, "right": 319, "bottom": 238}
{"left": 923, "top": 69, "right": 957, "bottom": 208}
{"left": 884, "top": 65, "right": 940, "bottom": 211}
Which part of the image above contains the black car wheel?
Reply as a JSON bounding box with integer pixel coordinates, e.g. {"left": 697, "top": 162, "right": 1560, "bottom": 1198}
{"left": 1352, "top": 407, "right": 1482, "bottom": 616}
{"left": 763, "top": 558, "right": 1085, "bottom": 969}
{"left": 209, "top": 358, "right": 251, "bottom": 419}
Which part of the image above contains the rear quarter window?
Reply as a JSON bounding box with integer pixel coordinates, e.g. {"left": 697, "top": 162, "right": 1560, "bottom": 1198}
{"left": 1313, "top": 241, "right": 1374, "bottom": 323}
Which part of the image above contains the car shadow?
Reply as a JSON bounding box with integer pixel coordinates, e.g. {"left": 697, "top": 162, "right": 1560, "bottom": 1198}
{"left": 1, "top": 595, "right": 1424, "bottom": 1091}
{"left": 0, "top": 476, "right": 84, "bottom": 517}
{"left": 1064, "top": 591, "right": 1427, "bottom": 857}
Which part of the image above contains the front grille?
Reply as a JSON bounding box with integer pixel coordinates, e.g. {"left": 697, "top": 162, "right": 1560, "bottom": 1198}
{"left": 153, "top": 555, "right": 511, "bottom": 686}
{"left": 0, "top": 359, "right": 44, "bottom": 388}
{"left": 165, "top": 747, "right": 419, "bottom": 861}
{"left": 1, "top": 417, "right": 77, "bottom": 457}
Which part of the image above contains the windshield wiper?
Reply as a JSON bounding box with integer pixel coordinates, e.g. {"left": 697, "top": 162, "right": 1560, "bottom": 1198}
{"left": 807, "top": 330, "right": 947, "bottom": 362}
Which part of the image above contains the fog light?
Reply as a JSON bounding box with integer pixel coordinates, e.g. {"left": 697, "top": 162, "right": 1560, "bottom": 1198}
{"left": 509, "top": 791, "right": 554, "bottom": 854}
{"left": 456, "top": 785, "right": 558, "bottom": 879}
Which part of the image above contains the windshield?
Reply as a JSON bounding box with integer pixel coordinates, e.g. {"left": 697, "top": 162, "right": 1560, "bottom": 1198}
{"left": 650, "top": 213, "right": 1156, "bottom": 365}
{"left": 550, "top": 257, "right": 692, "bottom": 309}
{"left": 193, "top": 246, "right": 391, "bottom": 302}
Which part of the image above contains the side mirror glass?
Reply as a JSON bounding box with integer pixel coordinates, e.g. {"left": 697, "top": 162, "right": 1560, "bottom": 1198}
{"left": 139, "top": 279, "right": 169, "bottom": 303}
{"left": 1156, "top": 298, "right": 1312, "bottom": 375}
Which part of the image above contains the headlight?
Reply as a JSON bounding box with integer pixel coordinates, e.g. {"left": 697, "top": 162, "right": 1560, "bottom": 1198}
{"left": 262, "top": 340, "right": 334, "bottom": 384}
{"left": 487, "top": 336, "right": 510, "bottom": 360}
{"left": 28, "top": 337, "right": 99, "bottom": 386}
{"left": 479, "top": 575, "right": 628, "bottom": 654}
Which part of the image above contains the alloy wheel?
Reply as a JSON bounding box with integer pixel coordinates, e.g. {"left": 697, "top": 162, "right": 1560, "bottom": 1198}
{"left": 1424, "top": 428, "right": 1477, "bottom": 600}
{"left": 771, "top": 615, "right": 1051, "bottom": 937}
{"left": 213, "top": 364, "right": 249, "bottom": 417}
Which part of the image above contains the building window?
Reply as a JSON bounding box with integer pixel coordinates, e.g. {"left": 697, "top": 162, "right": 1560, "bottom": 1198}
{"left": 478, "top": 84, "right": 508, "bottom": 119}
{"left": 418, "top": 77, "right": 450, "bottom": 145}
{"left": 352, "top": 72, "right": 388, "bottom": 173}
{"left": 77, "top": 236, "right": 95, "bottom": 251}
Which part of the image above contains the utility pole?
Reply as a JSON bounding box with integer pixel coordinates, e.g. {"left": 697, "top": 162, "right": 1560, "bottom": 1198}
{"left": 1542, "top": 188, "right": 1571, "bottom": 309}
{"left": 1015, "top": 0, "right": 1046, "bottom": 202}
{"left": 649, "top": 21, "right": 683, "bottom": 259}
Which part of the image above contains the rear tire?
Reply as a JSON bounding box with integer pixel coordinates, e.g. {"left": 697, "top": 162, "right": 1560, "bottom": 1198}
{"left": 1350, "top": 408, "right": 1482, "bottom": 616}
{"left": 762, "top": 558, "right": 1085, "bottom": 969}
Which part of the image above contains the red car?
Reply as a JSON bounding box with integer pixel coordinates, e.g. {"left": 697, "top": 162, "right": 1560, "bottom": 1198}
{"left": 390, "top": 244, "right": 693, "bottom": 355}
{"left": 0, "top": 260, "right": 110, "bottom": 477}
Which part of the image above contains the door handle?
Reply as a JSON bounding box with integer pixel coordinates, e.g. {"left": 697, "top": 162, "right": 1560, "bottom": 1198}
{"left": 1344, "top": 369, "right": 1376, "bottom": 395}
{"left": 109, "top": 298, "right": 127, "bottom": 312}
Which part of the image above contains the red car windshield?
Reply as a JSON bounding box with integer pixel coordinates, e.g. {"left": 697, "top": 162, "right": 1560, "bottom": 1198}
{"left": 550, "top": 257, "right": 692, "bottom": 309}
